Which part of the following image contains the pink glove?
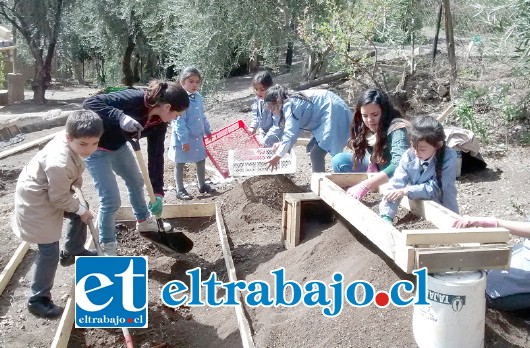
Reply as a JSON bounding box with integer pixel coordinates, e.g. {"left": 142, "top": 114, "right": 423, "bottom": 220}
{"left": 367, "top": 162, "right": 378, "bottom": 173}
{"left": 346, "top": 182, "right": 370, "bottom": 200}
{"left": 452, "top": 215, "right": 498, "bottom": 228}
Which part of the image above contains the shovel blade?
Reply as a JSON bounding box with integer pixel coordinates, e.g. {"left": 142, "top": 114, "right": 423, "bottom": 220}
{"left": 140, "top": 231, "right": 194, "bottom": 254}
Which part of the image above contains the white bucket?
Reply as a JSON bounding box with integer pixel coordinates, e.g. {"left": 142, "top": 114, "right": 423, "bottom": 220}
{"left": 413, "top": 271, "right": 486, "bottom": 348}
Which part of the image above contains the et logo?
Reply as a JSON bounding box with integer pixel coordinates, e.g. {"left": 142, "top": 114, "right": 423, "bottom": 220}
{"left": 75, "top": 256, "right": 148, "bottom": 328}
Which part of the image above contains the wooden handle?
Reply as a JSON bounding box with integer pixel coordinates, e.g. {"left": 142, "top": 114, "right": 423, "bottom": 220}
{"left": 73, "top": 186, "right": 103, "bottom": 255}
{"left": 133, "top": 149, "right": 156, "bottom": 204}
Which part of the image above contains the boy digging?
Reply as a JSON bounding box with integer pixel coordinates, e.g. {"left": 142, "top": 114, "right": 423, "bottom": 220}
{"left": 12, "top": 110, "right": 103, "bottom": 319}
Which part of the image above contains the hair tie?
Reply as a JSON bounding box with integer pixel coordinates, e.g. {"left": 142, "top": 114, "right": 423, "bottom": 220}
{"left": 162, "top": 82, "right": 168, "bottom": 90}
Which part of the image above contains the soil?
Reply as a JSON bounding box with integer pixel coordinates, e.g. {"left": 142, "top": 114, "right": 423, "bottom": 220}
{"left": 1, "top": 63, "right": 530, "bottom": 348}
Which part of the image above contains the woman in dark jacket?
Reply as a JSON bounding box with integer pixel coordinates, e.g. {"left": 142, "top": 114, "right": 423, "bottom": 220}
{"left": 83, "top": 80, "right": 189, "bottom": 255}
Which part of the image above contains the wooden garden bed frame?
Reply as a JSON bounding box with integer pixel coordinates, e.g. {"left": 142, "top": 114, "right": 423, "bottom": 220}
{"left": 305, "top": 173, "right": 511, "bottom": 274}
{"left": 2, "top": 202, "right": 254, "bottom": 348}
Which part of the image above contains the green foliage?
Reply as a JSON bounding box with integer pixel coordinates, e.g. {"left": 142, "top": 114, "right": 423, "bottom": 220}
{"left": 454, "top": 87, "right": 490, "bottom": 142}
{"left": 0, "top": 59, "right": 5, "bottom": 88}
{"left": 487, "top": 84, "right": 527, "bottom": 122}
{"left": 454, "top": 100, "right": 488, "bottom": 143}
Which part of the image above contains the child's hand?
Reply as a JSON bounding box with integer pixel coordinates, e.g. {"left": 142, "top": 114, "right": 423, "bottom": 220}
{"left": 271, "top": 142, "right": 280, "bottom": 151}
{"left": 267, "top": 155, "right": 281, "bottom": 171}
{"left": 383, "top": 189, "right": 406, "bottom": 202}
{"left": 346, "top": 182, "right": 370, "bottom": 200}
{"left": 80, "top": 210, "right": 94, "bottom": 225}
{"left": 248, "top": 127, "right": 256, "bottom": 134}
{"left": 182, "top": 143, "right": 190, "bottom": 152}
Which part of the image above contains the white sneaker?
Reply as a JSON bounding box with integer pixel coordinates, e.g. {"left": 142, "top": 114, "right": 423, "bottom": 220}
{"left": 136, "top": 216, "right": 172, "bottom": 232}
{"left": 100, "top": 241, "right": 117, "bottom": 256}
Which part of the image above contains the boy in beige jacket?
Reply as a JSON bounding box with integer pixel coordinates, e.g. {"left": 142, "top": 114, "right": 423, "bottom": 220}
{"left": 12, "top": 110, "right": 103, "bottom": 319}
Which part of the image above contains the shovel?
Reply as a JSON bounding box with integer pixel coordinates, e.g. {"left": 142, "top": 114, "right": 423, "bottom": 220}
{"left": 127, "top": 132, "right": 194, "bottom": 254}
{"left": 73, "top": 186, "right": 103, "bottom": 255}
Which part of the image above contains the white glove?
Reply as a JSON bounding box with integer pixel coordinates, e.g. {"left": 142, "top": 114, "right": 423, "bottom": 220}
{"left": 119, "top": 114, "right": 144, "bottom": 132}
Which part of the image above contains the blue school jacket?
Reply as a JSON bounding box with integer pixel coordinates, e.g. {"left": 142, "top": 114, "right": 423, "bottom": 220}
{"left": 379, "top": 146, "right": 459, "bottom": 218}
{"left": 275, "top": 89, "right": 353, "bottom": 157}
{"left": 250, "top": 98, "right": 283, "bottom": 147}
{"left": 169, "top": 92, "right": 211, "bottom": 164}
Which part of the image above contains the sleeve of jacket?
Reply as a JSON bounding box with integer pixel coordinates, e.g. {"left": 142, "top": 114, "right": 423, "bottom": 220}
{"left": 250, "top": 99, "right": 259, "bottom": 129}
{"left": 200, "top": 96, "right": 212, "bottom": 135}
{"left": 175, "top": 113, "right": 190, "bottom": 145}
{"left": 83, "top": 93, "right": 126, "bottom": 129}
{"left": 440, "top": 148, "right": 459, "bottom": 213}
{"left": 382, "top": 128, "right": 409, "bottom": 178}
{"left": 147, "top": 123, "right": 168, "bottom": 196}
{"left": 262, "top": 124, "right": 283, "bottom": 147}
{"left": 276, "top": 102, "right": 301, "bottom": 157}
{"left": 44, "top": 160, "right": 80, "bottom": 212}
{"left": 387, "top": 152, "right": 411, "bottom": 190}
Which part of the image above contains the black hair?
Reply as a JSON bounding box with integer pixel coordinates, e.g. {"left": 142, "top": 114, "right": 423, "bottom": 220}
{"left": 179, "top": 66, "right": 202, "bottom": 83}
{"left": 65, "top": 110, "right": 104, "bottom": 139}
{"left": 349, "top": 88, "right": 402, "bottom": 167}
{"left": 409, "top": 115, "right": 447, "bottom": 202}
{"left": 263, "top": 84, "right": 312, "bottom": 127}
{"left": 252, "top": 70, "right": 273, "bottom": 89}
{"left": 145, "top": 80, "right": 189, "bottom": 112}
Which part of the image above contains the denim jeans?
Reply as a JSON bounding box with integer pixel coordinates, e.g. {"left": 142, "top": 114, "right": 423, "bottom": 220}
{"left": 85, "top": 144, "right": 149, "bottom": 244}
{"left": 29, "top": 212, "right": 87, "bottom": 302}
{"left": 331, "top": 152, "right": 370, "bottom": 173}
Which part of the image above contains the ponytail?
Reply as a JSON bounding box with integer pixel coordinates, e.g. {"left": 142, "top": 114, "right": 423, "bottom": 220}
{"left": 264, "top": 84, "right": 312, "bottom": 127}
{"left": 145, "top": 80, "right": 189, "bottom": 112}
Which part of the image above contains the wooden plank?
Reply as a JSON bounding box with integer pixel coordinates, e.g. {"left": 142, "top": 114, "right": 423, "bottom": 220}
{"left": 313, "top": 175, "right": 407, "bottom": 270}
{"left": 282, "top": 193, "right": 321, "bottom": 249}
{"left": 51, "top": 282, "right": 75, "bottom": 348}
{"left": 281, "top": 197, "right": 288, "bottom": 246}
{"left": 436, "top": 104, "right": 454, "bottom": 124}
{"left": 284, "top": 192, "right": 320, "bottom": 203}
{"left": 0, "top": 131, "right": 60, "bottom": 159}
{"left": 295, "top": 138, "right": 311, "bottom": 146}
{"left": 402, "top": 227, "right": 510, "bottom": 245}
{"left": 116, "top": 202, "right": 216, "bottom": 220}
{"left": 51, "top": 235, "right": 98, "bottom": 348}
{"left": 400, "top": 197, "right": 460, "bottom": 228}
{"left": 415, "top": 246, "right": 511, "bottom": 273}
{"left": 311, "top": 173, "right": 368, "bottom": 194}
{"left": 0, "top": 241, "right": 30, "bottom": 296}
{"left": 215, "top": 204, "right": 255, "bottom": 348}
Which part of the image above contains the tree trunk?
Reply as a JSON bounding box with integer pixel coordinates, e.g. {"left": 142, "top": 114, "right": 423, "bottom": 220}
{"left": 122, "top": 34, "right": 136, "bottom": 87}
{"left": 286, "top": 41, "right": 293, "bottom": 68}
{"left": 32, "top": 63, "right": 48, "bottom": 104}
{"left": 443, "top": 0, "right": 457, "bottom": 100}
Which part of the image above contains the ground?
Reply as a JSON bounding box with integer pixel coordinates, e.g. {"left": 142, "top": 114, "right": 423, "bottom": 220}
{"left": 1, "top": 63, "right": 530, "bottom": 347}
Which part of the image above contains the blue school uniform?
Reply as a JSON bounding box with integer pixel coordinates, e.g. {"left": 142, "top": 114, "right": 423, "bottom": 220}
{"left": 379, "top": 146, "right": 459, "bottom": 218}
{"left": 486, "top": 238, "right": 530, "bottom": 306}
{"left": 169, "top": 92, "right": 211, "bottom": 164}
{"left": 250, "top": 98, "right": 283, "bottom": 147}
{"left": 275, "top": 89, "right": 353, "bottom": 157}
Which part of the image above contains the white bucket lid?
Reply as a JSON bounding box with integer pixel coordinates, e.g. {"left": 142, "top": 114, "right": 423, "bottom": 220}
{"left": 432, "top": 270, "right": 485, "bottom": 284}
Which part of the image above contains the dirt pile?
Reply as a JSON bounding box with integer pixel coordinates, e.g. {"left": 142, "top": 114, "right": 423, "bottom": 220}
{"left": 220, "top": 175, "right": 417, "bottom": 347}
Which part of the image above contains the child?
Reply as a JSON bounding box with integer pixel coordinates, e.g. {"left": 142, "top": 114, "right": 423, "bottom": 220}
{"left": 453, "top": 216, "right": 530, "bottom": 312}
{"left": 12, "top": 111, "right": 103, "bottom": 319}
{"left": 248, "top": 70, "right": 282, "bottom": 147}
{"left": 169, "top": 67, "right": 215, "bottom": 200}
{"left": 379, "top": 115, "right": 459, "bottom": 223}
{"left": 264, "top": 84, "right": 353, "bottom": 173}
{"left": 83, "top": 80, "right": 189, "bottom": 255}
{"left": 332, "top": 88, "right": 410, "bottom": 199}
